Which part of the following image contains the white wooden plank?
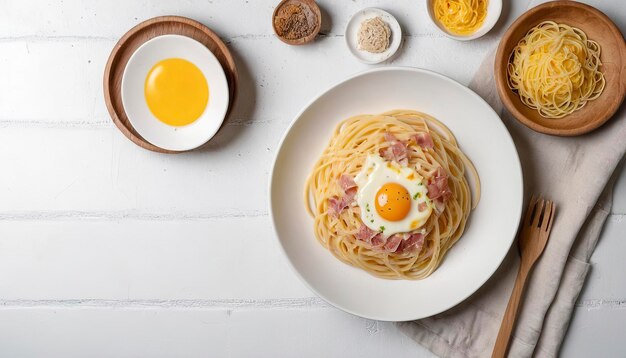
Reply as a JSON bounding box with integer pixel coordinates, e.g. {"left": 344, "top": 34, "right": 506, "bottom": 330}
{"left": 0, "top": 307, "right": 435, "bottom": 358}
{"left": 0, "top": 217, "right": 313, "bottom": 300}
{"left": 561, "top": 306, "right": 626, "bottom": 358}
{"left": 0, "top": 40, "right": 110, "bottom": 123}
{"left": 0, "top": 125, "right": 281, "bottom": 213}
{"left": 0, "top": 36, "right": 501, "bottom": 125}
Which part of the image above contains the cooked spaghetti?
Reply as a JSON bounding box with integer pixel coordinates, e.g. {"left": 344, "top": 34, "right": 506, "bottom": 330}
{"left": 433, "top": 0, "right": 487, "bottom": 36}
{"left": 305, "top": 110, "right": 480, "bottom": 280}
{"left": 507, "top": 21, "right": 605, "bottom": 119}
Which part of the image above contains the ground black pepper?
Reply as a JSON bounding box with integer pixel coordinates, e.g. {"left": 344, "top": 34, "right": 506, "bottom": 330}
{"left": 274, "top": 2, "right": 317, "bottom": 40}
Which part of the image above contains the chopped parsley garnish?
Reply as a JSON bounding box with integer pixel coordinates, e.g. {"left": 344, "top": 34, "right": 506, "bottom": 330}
{"left": 370, "top": 219, "right": 374, "bottom": 223}
{"left": 380, "top": 226, "right": 385, "bottom": 232}
{"left": 366, "top": 203, "right": 370, "bottom": 212}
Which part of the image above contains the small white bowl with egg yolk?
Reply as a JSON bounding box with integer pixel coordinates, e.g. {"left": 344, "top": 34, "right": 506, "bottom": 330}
{"left": 121, "top": 34, "right": 229, "bottom": 151}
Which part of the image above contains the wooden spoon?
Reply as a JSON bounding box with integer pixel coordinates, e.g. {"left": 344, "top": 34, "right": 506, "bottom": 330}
{"left": 492, "top": 196, "right": 556, "bottom": 358}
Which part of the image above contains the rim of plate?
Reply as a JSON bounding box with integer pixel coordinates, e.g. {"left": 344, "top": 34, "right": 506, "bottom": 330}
{"left": 425, "top": 0, "right": 502, "bottom": 41}
{"left": 269, "top": 66, "right": 523, "bottom": 321}
{"left": 121, "top": 34, "right": 229, "bottom": 151}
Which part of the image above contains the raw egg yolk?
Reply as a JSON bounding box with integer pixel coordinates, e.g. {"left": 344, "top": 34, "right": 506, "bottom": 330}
{"left": 375, "top": 183, "right": 411, "bottom": 221}
{"left": 144, "top": 58, "right": 209, "bottom": 126}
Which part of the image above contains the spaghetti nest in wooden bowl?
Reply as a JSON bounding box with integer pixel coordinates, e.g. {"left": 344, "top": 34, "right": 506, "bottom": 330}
{"left": 494, "top": 1, "right": 626, "bottom": 136}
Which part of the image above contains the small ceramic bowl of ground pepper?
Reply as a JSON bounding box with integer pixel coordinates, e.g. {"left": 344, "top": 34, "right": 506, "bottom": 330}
{"left": 272, "top": 0, "right": 321, "bottom": 45}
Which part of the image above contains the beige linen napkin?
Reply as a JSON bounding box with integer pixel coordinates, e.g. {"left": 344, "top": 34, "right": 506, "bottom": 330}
{"left": 397, "top": 45, "right": 626, "bottom": 357}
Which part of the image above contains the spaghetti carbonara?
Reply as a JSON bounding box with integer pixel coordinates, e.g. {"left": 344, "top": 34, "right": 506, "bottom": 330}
{"left": 305, "top": 110, "right": 480, "bottom": 280}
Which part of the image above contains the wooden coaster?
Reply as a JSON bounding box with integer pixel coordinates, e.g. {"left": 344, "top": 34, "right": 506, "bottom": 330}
{"left": 104, "top": 16, "right": 238, "bottom": 153}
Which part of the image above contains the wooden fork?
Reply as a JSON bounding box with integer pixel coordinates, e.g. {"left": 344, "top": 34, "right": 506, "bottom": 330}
{"left": 491, "top": 196, "right": 556, "bottom": 358}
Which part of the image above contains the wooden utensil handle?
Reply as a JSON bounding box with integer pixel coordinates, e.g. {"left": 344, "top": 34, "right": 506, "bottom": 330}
{"left": 491, "top": 264, "right": 530, "bottom": 358}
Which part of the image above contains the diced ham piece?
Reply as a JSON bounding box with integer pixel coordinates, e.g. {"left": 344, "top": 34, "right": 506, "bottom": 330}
{"left": 426, "top": 167, "right": 448, "bottom": 200}
{"left": 339, "top": 174, "right": 357, "bottom": 206}
{"left": 379, "top": 132, "right": 409, "bottom": 166}
{"left": 327, "top": 175, "right": 358, "bottom": 217}
{"left": 382, "top": 234, "right": 403, "bottom": 252}
{"left": 327, "top": 196, "right": 343, "bottom": 217}
{"left": 370, "top": 234, "right": 385, "bottom": 247}
{"left": 379, "top": 147, "right": 393, "bottom": 163}
{"left": 427, "top": 167, "right": 451, "bottom": 214}
{"left": 383, "top": 131, "right": 402, "bottom": 144}
{"left": 396, "top": 233, "right": 425, "bottom": 254}
{"left": 418, "top": 202, "right": 428, "bottom": 212}
{"left": 359, "top": 229, "right": 425, "bottom": 254}
{"left": 355, "top": 225, "right": 378, "bottom": 245}
{"left": 343, "top": 187, "right": 357, "bottom": 205}
{"left": 412, "top": 132, "right": 434, "bottom": 149}
{"left": 328, "top": 194, "right": 355, "bottom": 217}
{"left": 391, "top": 142, "right": 409, "bottom": 166}
{"left": 339, "top": 174, "right": 357, "bottom": 191}
{"left": 427, "top": 167, "right": 451, "bottom": 200}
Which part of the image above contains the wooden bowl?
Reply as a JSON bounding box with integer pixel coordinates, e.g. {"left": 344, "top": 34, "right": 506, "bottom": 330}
{"left": 495, "top": 1, "right": 626, "bottom": 136}
{"left": 272, "top": 0, "right": 321, "bottom": 45}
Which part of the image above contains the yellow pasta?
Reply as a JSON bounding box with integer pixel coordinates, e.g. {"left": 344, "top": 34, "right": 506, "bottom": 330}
{"left": 433, "top": 0, "right": 488, "bottom": 36}
{"left": 507, "top": 21, "right": 605, "bottom": 119}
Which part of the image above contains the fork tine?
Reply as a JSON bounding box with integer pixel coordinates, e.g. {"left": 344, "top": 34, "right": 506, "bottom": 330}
{"left": 544, "top": 201, "right": 556, "bottom": 233}
{"left": 540, "top": 201, "right": 553, "bottom": 231}
{"left": 524, "top": 195, "right": 538, "bottom": 226}
{"left": 531, "top": 198, "right": 545, "bottom": 228}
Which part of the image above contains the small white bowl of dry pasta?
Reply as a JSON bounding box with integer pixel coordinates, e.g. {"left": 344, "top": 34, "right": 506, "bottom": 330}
{"left": 426, "top": 0, "right": 502, "bottom": 41}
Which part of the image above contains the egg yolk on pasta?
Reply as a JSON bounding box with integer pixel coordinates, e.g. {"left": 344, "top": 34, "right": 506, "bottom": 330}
{"left": 144, "top": 58, "right": 209, "bottom": 126}
{"left": 375, "top": 183, "right": 412, "bottom": 221}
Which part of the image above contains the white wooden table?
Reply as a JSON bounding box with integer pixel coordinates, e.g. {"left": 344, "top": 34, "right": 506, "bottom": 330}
{"left": 0, "top": 1, "right": 624, "bottom": 356}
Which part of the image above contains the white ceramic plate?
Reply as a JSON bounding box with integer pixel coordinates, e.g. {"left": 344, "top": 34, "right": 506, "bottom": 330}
{"left": 426, "top": 0, "right": 502, "bottom": 41}
{"left": 121, "top": 35, "right": 229, "bottom": 151}
{"left": 270, "top": 67, "right": 523, "bottom": 321}
{"left": 345, "top": 8, "right": 402, "bottom": 64}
